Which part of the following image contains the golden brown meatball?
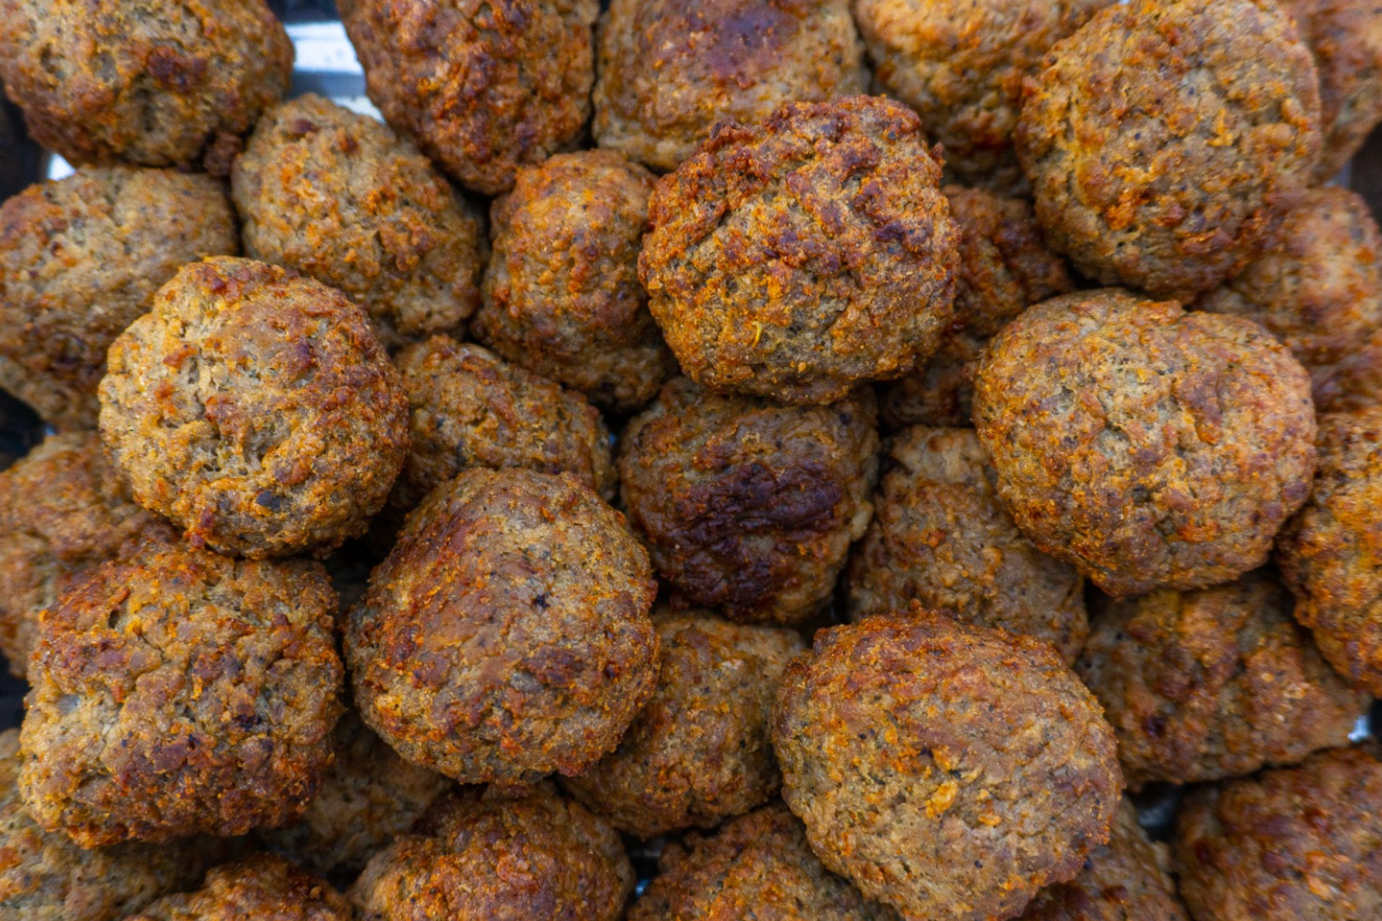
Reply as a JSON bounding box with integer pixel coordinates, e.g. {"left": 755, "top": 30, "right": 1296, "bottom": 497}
{"left": 0, "top": 166, "right": 236, "bottom": 429}
{"left": 639, "top": 95, "right": 960, "bottom": 405}
{"left": 98, "top": 257, "right": 410, "bottom": 559}
{"left": 973, "top": 290, "right": 1317, "bottom": 598}
{"left": 127, "top": 855, "right": 353, "bottom": 921}
{"left": 473, "top": 150, "right": 675, "bottom": 411}
{"left": 1289, "top": 0, "right": 1382, "bottom": 181}
{"left": 1016, "top": 0, "right": 1322, "bottom": 300}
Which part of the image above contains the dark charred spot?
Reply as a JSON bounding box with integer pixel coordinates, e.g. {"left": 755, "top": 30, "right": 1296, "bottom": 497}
{"left": 146, "top": 46, "right": 208, "bottom": 91}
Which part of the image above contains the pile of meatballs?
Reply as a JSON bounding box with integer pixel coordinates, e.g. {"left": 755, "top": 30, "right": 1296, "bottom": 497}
{"left": 0, "top": 0, "right": 1379, "bottom": 918}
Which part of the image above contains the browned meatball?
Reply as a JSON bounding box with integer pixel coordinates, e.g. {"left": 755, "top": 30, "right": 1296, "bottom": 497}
{"left": 19, "top": 543, "right": 342, "bottom": 847}
{"left": 393, "top": 336, "right": 614, "bottom": 512}
{"left": 0, "top": 166, "right": 236, "bottom": 429}
{"left": 1276, "top": 406, "right": 1382, "bottom": 696}
{"left": 1016, "top": 0, "right": 1322, "bottom": 300}
{"left": 1289, "top": 0, "right": 1382, "bottom": 181}
{"left": 1075, "top": 571, "right": 1367, "bottom": 791}
{"left": 592, "top": 0, "right": 867, "bottom": 171}
{"left": 847, "top": 426, "right": 1088, "bottom": 663}
{"left": 628, "top": 803, "right": 900, "bottom": 921}
{"left": 772, "top": 614, "right": 1122, "bottom": 921}
{"left": 562, "top": 610, "right": 804, "bottom": 838}
{"left": 0, "top": 0, "right": 291, "bottom": 174}
{"left": 126, "top": 855, "right": 353, "bottom": 921}
{"left": 619, "top": 377, "right": 878, "bottom": 624}
{"left": 880, "top": 185, "right": 1074, "bottom": 430}
{"left": 1198, "top": 187, "right": 1382, "bottom": 413}
{"left": 854, "top": 0, "right": 1113, "bottom": 193}
{"left": 1019, "top": 798, "right": 1187, "bottom": 921}
{"left": 231, "top": 94, "right": 487, "bottom": 350}
{"left": 346, "top": 468, "right": 657, "bottom": 785}
{"left": 473, "top": 150, "right": 675, "bottom": 411}
{"left": 258, "top": 712, "right": 453, "bottom": 878}
{"left": 639, "top": 95, "right": 960, "bottom": 405}
{"left": 98, "top": 257, "right": 410, "bottom": 559}
{"left": 0, "top": 431, "right": 173, "bottom": 677}
{"left": 339, "top": 0, "right": 596, "bottom": 196}
{"left": 973, "top": 290, "right": 1318, "bottom": 598}
{"left": 351, "top": 785, "right": 633, "bottom": 921}
{"left": 1174, "top": 744, "right": 1382, "bottom": 921}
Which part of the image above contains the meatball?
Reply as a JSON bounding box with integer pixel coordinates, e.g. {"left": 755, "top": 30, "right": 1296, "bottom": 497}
{"left": 0, "top": 0, "right": 291, "bottom": 174}
{"left": 1276, "top": 406, "right": 1382, "bottom": 696}
{"left": 346, "top": 468, "right": 657, "bottom": 785}
{"left": 98, "top": 257, "right": 410, "bottom": 559}
{"left": 854, "top": 0, "right": 1112, "bottom": 193}
{"left": 0, "top": 431, "right": 173, "bottom": 677}
{"left": 1174, "top": 744, "right": 1382, "bottom": 921}
{"left": 473, "top": 150, "right": 675, "bottom": 412}
{"left": 846, "top": 426, "right": 1087, "bottom": 663}
{"left": 1075, "top": 570, "right": 1367, "bottom": 791}
{"left": 618, "top": 377, "right": 877, "bottom": 624}
{"left": 19, "top": 543, "right": 342, "bottom": 847}
{"left": 562, "top": 610, "right": 804, "bottom": 838}
{"left": 1290, "top": 0, "right": 1382, "bottom": 181}
{"left": 1015, "top": 0, "right": 1322, "bottom": 300}
{"left": 231, "top": 94, "right": 487, "bottom": 350}
{"left": 392, "top": 336, "right": 614, "bottom": 512}
{"left": 258, "top": 712, "right": 453, "bottom": 878}
{"left": 639, "top": 95, "right": 960, "bottom": 405}
{"left": 1198, "top": 187, "right": 1382, "bottom": 412}
{"left": 592, "top": 0, "right": 867, "bottom": 171}
{"left": 126, "top": 855, "right": 353, "bottom": 921}
{"left": 339, "top": 0, "right": 596, "bottom": 196}
{"left": 880, "top": 184, "right": 1073, "bottom": 430}
{"left": 0, "top": 729, "right": 213, "bottom": 921}
{"left": 1019, "top": 798, "right": 1187, "bottom": 921}
{"left": 628, "top": 803, "right": 900, "bottom": 921}
{"left": 772, "top": 614, "right": 1122, "bottom": 921}
{"left": 973, "top": 289, "right": 1317, "bottom": 598}
{"left": 351, "top": 785, "right": 632, "bottom": 921}
{"left": 0, "top": 166, "right": 236, "bottom": 429}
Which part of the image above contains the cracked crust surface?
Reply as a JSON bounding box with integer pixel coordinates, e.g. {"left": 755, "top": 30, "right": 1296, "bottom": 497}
{"left": 128, "top": 855, "right": 353, "bottom": 921}
{"left": 19, "top": 543, "right": 342, "bottom": 847}
{"left": 973, "top": 289, "right": 1317, "bottom": 598}
{"left": 98, "top": 256, "right": 410, "bottom": 559}
{"left": 639, "top": 95, "right": 959, "bottom": 405}
{"left": 1015, "top": 0, "right": 1321, "bottom": 300}
{"left": 772, "top": 614, "right": 1122, "bottom": 921}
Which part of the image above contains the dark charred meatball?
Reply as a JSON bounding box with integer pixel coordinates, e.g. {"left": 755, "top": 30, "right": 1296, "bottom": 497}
{"left": 231, "top": 94, "right": 487, "bottom": 350}
{"left": 1016, "top": 0, "right": 1322, "bottom": 300}
{"left": 473, "top": 150, "right": 675, "bottom": 411}
{"left": 772, "top": 614, "right": 1122, "bottom": 921}
{"left": 1019, "top": 798, "right": 1188, "bottom": 921}
{"left": 618, "top": 377, "right": 878, "bottom": 624}
{"left": 0, "top": 431, "right": 173, "bottom": 677}
{"left": 126, "top": 855, "right": 353, "bottom": 921}
{"left": 258, "top": 712, "right": 453, "bottom": 878}
{"left": 1199, "top": 187, "right": 1382, "bottom": 412}
{"left": 563, "top": 610, "right": 804, "bottom": 838}
{"left": 0, "top": 166, "right": 236, "bottom": 429}
{"left": 1289, "top": 0, "right": 1382, "bottom": 181}
{"left": 0, "top": 0, "right": 291, "bottom": 174}
{"left": 592, "top": 0, "right": 867, "bottom": 171}
{"left": 628, "top": 803, "right": 900, "bottom": 921}
{"left": 639, "top": 95, "right": 960, "bottom": 405}
{"left": 346, "top": 469, "right": 657, "bottom": 785}
{"left": 339, "top": 0, "right": 596, "bottom": 196}
{"left": 351, "top": 784, "right": 632, "bottom": 921}
{"left": 1075, "top": 570, "right": 1367, "bottom": 791}
{"left": 98, "top": 257, "right": 410, "bottom": 559}
{"left": 1276, "top": 406, "right": 1382, "bottom": 696}
{"left": 392, "top": 336, "right": 614, "bottom": 512}
{"left": 19, "top": 543, "right": 342, "bottom": 847}
{"left": 1174, "top": 744, "right": 1382, "bottom": 921}
{"left": 854, "top": 0, "right": 1113, "bottom": 193}
{"left": 973, "top": 289, "right": 1318, "bottom": 598}
{"left": 846, "top": 426, "right": 1087, "bottom": 663}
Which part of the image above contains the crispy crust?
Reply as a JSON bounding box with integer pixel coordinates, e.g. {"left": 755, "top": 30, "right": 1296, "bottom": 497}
{"left": 1289, "top": 0, "right": 1382, "bottom": 180}
{"left": 127, "top": 855, "right": 353, "bottom": 921}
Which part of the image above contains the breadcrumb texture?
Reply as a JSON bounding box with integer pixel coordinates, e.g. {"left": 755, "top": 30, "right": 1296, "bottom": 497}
{"left": 127, "top": 855, "right": 353, "bottom": 921}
